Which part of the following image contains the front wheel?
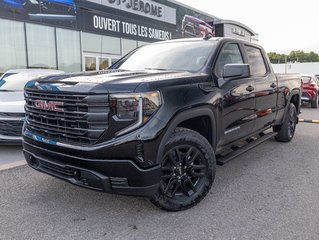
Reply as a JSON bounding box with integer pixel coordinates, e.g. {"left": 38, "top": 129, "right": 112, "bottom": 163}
{"left": 150, "top": 128, "right": 215, "bottom": 211}
{"left": 275, "top": 103, "right": 297, "bottom": 142}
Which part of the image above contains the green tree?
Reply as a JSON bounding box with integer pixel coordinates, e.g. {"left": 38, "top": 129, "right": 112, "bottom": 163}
{"left": 268, "top": 52, "right": 287, "bottom": 64}
{"left": 268, "top": 50, "right": 319, "bottom": 63}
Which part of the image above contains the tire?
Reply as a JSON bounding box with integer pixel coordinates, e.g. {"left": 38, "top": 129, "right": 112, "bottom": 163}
{"left": 150, "top": 127, "right": 216, "bottom": 211}
{"left": 275, "top": 103, "right": 297, "bottom": 142}
{"left": 311, "top": 95, "right": 318, "bottom": 108}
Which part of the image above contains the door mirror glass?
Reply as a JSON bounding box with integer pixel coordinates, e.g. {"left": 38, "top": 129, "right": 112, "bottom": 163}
{"left": 223, "top": 64, "right": 250, "bottom": 80}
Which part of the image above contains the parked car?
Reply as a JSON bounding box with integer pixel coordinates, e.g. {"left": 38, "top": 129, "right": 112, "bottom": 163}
{"left": 24, "top": 0, "right": 77, "bottom": 21}
{"left": 301, "top": 74, "right": 319, "bottom": 108}
{"left": 0, "top": 0, "right": 25, "bottom": 9}
{"left": 0, "top": 0, "right": 76, "bottom": 21}
{"left": 182, "top": 15, "right": 214, "bottom": 38}
{"left": 23, "top": 38, "right": 301, "bottom": 211}
{"left": 0, "top": 69, "right": 64, "bottom": 144}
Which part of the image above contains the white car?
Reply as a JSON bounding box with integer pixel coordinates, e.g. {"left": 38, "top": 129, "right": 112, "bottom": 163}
{"left": 0, "top": 69, "right": 64, "bottom": 144}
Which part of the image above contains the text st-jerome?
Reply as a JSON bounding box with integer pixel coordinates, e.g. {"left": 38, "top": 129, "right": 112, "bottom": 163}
{"left": 108, "top": 0, "right": 163, "bottom": 17}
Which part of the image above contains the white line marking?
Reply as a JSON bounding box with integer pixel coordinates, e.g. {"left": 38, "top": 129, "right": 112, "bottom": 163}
{"left": 0, "top": 160, "right": 26, "bottom": 171}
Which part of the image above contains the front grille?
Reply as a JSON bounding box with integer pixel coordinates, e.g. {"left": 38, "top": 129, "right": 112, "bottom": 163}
{"left": 0, "top": 119, "right": 24, "bottom": 136}
{"left": 24, "top": 90, "right": 109, "bottom": 145}
{"left": 0, "top": 112, "right": 25, "bottom": 118}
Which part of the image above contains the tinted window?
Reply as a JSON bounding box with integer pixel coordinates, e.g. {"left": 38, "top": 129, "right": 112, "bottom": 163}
{"left": 215, "top": 43, "right": 244, "bottom": 77}
{"left": 0, "top": 73, "right": 18, "bottom": 87}
{"left": 301, "top": 76, "right": 311, "bottom": 83}
{"left": 114, "top": 41, "right": 217, "bottom": 72}
{"left": 0, "top": 73, "right": 17, "bottom": 80}
{"left": 245, "top": 45, "right": 267, "bottom": 76}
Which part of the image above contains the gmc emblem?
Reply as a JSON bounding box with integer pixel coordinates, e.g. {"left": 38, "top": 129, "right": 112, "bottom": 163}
{"left": 34, "top": 100, "right": 64, "bottom": 112}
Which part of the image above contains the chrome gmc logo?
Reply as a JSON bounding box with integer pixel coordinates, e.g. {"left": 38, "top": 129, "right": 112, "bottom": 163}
{"left": 34, "top": 100, "right": 64, "bottom": 112}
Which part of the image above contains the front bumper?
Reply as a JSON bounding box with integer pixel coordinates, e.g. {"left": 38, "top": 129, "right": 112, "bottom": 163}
{"left": 301, "top": 91, "right": 317, "bottom": 102}
{"left": 0, "top": 116, "right": 24, "bottom": 144}
{"left": 0, "top": 134, "right": 22, "bottom": 144}
{"left": 23, "top": 140, "right": 161, "bottom": 197}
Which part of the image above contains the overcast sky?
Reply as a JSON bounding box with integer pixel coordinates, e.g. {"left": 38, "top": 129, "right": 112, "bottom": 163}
{"left": 177, "top": 0, "right": 318, "bottom": 54}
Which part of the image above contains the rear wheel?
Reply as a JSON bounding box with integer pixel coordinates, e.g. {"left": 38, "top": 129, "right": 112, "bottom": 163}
{"left": 150, "top": 128, "right": 215, "bottom": 211}
{"left": 275, "top": 103, "right": 297, "bottom": 142}
{"left": 311, "top": 95, "right": 318, "bottom": 108}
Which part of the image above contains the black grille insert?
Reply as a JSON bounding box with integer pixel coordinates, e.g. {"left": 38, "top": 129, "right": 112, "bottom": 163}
{"left": 40, "top": 160, "right": 74, "bottom": 178}
{"left": 24, "top": 90, "right": 109, "bottom": 145}
{"left": 0, "top": 120, "right": 24, "bottom": 136}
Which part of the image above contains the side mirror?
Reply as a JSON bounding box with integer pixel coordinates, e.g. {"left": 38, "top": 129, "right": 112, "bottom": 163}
{"left": 223, "top": 64, "right": 250, "bottom": 80}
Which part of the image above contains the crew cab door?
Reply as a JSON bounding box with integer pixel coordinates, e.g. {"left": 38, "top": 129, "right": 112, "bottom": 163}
{"left": 215, "top": 42, "right": 256, "bottom": 145}
{"left": 243, "top": 44, "right": 277, "bottom": 131}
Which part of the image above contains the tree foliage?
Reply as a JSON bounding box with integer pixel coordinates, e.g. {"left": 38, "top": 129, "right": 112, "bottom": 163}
{"left": 267, "top": 51, "right": 319, "bottom": 64}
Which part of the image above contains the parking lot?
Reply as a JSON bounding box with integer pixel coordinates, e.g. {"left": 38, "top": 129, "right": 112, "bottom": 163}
{"left": 0, "top": 105, "right": 319, "bottom": 240}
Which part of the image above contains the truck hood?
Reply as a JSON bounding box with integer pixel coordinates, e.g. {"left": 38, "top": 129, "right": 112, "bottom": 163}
{"left": 25, "top": 69, "right": 208, "bottom": 94}
{"left": 0, "top": 91, "right": 25, "bottom": 113}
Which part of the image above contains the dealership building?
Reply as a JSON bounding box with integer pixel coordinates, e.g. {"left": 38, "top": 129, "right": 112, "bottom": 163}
{"left": 0, "top": 0, "right": 258, "bottom": 74}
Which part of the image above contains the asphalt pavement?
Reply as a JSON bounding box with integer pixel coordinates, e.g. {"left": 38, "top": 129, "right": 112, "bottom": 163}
{"left": 0, "top": 145, "right": 23, "bottom": 165}
{"left": 0, "top": 105, "right": 319, "bottom": 239}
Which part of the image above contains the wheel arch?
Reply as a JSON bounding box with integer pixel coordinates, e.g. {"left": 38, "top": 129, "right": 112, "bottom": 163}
{"left": 156, "top": 106, "right": 217, "bottom": 164}
{"left": 289, "top": 91, "right": 301, "bottom": 113}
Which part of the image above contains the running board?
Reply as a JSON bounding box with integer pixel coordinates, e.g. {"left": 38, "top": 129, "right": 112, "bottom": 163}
{"left": 216, "top": 132, "right": 277, "bottom": 166}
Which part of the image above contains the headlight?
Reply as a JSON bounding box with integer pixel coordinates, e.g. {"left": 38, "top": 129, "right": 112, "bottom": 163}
{"left": 110, "top": 91, "right": 162, "bottom": 136}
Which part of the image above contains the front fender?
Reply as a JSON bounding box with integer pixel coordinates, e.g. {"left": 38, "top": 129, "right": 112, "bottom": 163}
{"left": 155, "top": 106, "right": 217, "bottom": 164}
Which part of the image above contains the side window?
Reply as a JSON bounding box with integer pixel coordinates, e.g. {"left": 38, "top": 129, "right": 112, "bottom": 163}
{"left": 244, "top": 45, "right": 267, "bottom": 76}
{"left": 215, "top": 43, "right": 244, "bottom": 77}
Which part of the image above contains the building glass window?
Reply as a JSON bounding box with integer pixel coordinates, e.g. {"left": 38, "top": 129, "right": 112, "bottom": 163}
{"left": 82, "top": 32, "right": 120, "bottom": 55}
{"left": 56, "top": 28, "right": 81, "bottom": 72}
{"left": 102, "top": 35, "right": 121, "bottom": 55}
{"left": 82, "top": 32, "right": 102, "bottom": 53}
{"left": 122, "top": 38, "right": 137, "bottom": 55}
{"left": 137, "top": 41, "right": 149, "bottom": 47}
{"left": 0, "top": 19, "right": 27, "bottom": 73}
{"left": 85, "top": 56, "right": 96, "bottom": 71}
{"left": 26, "top": 23, "right": 57, "bottom": 69}
{"left": 99, "top": 58, "right": 109, "bottom": 70}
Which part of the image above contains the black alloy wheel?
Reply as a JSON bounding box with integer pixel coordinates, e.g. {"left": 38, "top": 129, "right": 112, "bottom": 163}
{"left": 151, "top": 128, "right": 215, "bottom": 211}
{"left": 161, "top": 145, "right": 208, "bottom": 198}
{"left": 275, "top": 103, "right": 297, "bottom": 142}
{"left": 287, "top": 104, "right": 297, "bottom": 139}
{"left": 311, "top": 95, "right": 318, "bottom": 108}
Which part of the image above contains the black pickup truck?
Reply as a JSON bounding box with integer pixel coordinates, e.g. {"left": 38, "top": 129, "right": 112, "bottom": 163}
{"left": 23, "top": 37, "right": 301, "bottom": 211}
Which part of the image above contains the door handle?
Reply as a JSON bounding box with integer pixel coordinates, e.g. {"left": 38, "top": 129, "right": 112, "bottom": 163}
{"left": 270, "top": 83, "right": 277, "bottom": 88}
{"left": 246, "top": 85, "right": 254, "bottom": 92}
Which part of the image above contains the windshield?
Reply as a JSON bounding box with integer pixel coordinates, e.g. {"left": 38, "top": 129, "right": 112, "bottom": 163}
{"left": 112, "top": 41, "right": 217, "bottom": 72}
{"left": 0, "top": 72, "right": 18, "bottom": 87}
{"left": 0, "top": 73, "right": 52, "bottom": 91}
{"left": 301, "top": 76, "right": 312, "bottom": 83}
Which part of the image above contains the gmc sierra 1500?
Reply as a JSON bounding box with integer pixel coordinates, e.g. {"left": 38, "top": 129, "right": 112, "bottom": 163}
{"left": 23, "top": 37, "right": 301, "bottom": 211}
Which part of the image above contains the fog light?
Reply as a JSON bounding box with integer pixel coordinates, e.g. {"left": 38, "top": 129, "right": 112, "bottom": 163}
{"left": 28, "top": 156, "right": 39, "bottom": 167}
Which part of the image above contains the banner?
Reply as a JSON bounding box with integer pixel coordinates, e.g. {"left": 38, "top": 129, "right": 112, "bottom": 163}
{"left": 0, "top": 0, "right": 216, "bottom": 41}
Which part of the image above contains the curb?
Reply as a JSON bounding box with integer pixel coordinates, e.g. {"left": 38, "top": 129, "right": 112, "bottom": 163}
{"left": 299, "top": 119, "right": 319, "bottom": 124}
{"left": 0, "top": 160, "right": 26, "bottom": 171}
